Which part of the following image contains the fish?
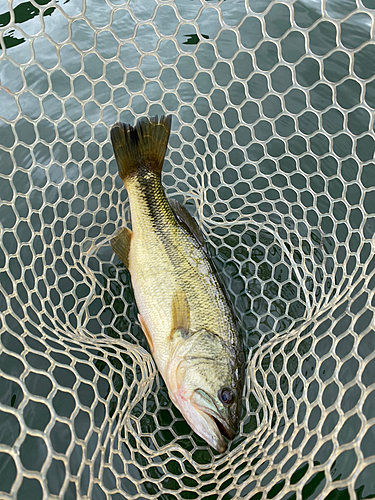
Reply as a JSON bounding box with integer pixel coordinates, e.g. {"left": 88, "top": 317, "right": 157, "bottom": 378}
{"left": 110, "top": 115, "right": 244, "bottom": 453}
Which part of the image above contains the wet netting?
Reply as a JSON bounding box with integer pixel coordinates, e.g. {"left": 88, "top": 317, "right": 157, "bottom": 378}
{"left": 0, "top": 0, "right": 374, "bottom": 498}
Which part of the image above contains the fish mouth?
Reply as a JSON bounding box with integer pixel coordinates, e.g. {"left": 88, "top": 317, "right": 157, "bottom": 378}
{"left": 169, "top": 390, "right": 232, "bottom": 453}
{"left": 192, "top": 389, "right": 238, "bottom": 442}
{"left": 212, "top": 415, "right": 236, "bottom": 441}
{"left": 195, "top": 407, "right": 229, "bottom": 453}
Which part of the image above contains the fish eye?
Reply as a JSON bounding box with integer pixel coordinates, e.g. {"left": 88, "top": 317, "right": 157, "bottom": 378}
{"left": 218, "top": 387, "right": 234, "bottom": 405}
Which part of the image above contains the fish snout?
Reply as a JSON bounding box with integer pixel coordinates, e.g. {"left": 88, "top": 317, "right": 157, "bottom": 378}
{"left": 192, "top": 389, "right": 240, "bottom": 445}
{"left": 170, "top": 389, "right": 228, "bottom": 453}
{"left": 213, "top": 405, "right": 238, "bottom": 441}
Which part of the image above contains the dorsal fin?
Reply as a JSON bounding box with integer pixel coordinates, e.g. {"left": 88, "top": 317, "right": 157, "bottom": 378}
{"left": 168, "top": 199, "right": 207, "bottom": 252}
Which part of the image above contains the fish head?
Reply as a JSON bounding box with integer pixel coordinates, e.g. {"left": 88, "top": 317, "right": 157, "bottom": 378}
{"left": 167, "top": 331, "right": 244, "bottom": 453}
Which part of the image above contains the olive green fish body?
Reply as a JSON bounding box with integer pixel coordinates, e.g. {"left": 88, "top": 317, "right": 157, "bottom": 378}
{"left": 129, "top": 173, "right": 238, "bottom": 363}
{"left": 111, "top": 116, "right": 244, "bottom": 452}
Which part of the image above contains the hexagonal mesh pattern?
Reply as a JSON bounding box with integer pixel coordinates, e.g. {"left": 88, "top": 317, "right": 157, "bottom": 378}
{"left": 0, "top": 0, "right": 374, "bottom": 498}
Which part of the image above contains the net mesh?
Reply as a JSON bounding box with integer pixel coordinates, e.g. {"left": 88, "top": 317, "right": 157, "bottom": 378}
{"left": 0, "top": 0, "right": 374, "bottom": 498}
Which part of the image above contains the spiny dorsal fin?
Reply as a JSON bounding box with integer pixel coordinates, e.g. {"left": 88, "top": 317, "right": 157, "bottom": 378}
{"left": 111, "top": 115, "right": 172, "bottom": 180}
{"left": 168, "top": 199, "right": 207, "bottom": 252}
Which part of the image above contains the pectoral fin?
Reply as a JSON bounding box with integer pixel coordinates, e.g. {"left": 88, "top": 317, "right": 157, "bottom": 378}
{"left": 111, "top": 226, "right": 132, "bottom": 268}
{"left": 170, "top": 288, "right": 190, "bottom": 340}
{"left": 138, "top": 313, "right": 154, "bottom": 353}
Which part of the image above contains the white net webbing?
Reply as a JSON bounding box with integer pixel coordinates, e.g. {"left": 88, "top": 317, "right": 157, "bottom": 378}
{"left": 0, "top": 0, "right": 374, "bottom": 499}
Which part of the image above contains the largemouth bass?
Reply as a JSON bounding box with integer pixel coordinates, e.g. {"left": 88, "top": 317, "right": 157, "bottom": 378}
{"left": 110, "top": 115, "right": 244, "bottom": 453}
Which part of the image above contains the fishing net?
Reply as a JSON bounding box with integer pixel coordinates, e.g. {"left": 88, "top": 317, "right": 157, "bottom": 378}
{"left": 0, "top": 0, "right": 374, "bottom": 498}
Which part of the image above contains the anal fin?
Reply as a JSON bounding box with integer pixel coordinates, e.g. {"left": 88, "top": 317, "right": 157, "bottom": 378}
{"left": 111, "top": 227, "right": 132, "bottom": 268}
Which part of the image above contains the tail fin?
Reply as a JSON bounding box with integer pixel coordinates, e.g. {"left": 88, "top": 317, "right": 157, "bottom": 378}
{"left": 110, "top": 115, "right": 172, "bottom": 180}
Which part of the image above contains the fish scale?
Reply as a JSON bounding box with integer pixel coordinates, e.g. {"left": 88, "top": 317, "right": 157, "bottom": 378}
{"left": 127, "top": 173, "right": 235, "bottom": 368}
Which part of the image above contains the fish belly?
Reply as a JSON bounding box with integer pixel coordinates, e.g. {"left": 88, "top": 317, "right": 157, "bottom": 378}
{"left": 129, "top": 234, "right": 177, "bottom": 372}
